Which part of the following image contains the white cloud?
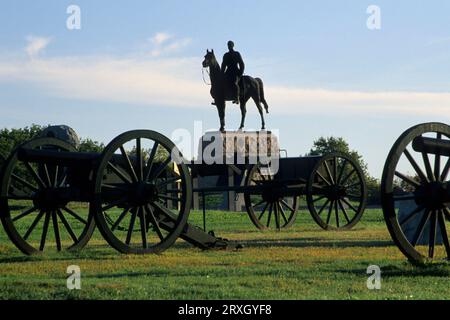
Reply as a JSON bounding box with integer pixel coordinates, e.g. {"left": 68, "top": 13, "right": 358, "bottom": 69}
{"left": 25, "top": 36, "right": 52, "bottom": 58}
{"left": 0, "top": 52, "right": 450, "bottom": 119}
{"left": 151, "top": 32, "right": 173, "bottom": 46}
{"left": 149, "top": 32, "right": 192, "bottom": 57}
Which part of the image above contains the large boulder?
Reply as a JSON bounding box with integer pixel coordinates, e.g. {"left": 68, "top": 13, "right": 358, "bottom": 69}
{"left": 40, "top": 125, "right": 80, "bottom": 148}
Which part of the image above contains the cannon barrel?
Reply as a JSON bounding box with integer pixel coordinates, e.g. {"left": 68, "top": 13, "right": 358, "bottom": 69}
{"left": 412, "top": 136, "right": 450, "bottom": 157}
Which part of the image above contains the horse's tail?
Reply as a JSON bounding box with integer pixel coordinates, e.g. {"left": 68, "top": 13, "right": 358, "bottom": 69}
{"left": 256, "top": 78, "right": 269, "bottom": 113}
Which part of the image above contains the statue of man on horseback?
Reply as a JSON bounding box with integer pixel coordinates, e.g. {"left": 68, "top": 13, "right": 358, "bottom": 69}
{"left": 202, "top": 41, "right": 269, "bottom": 132}
{"left": 221, "top": 41, "right": 245, "bottom": 105}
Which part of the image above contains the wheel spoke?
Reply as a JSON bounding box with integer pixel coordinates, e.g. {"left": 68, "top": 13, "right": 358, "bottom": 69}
{"left": 341, "top": 197, "right": 359, "bottom": 213}
{"left": 39, "top": 212, "right": 51, "bottom": 251}
{"left": 411, "top": 210, "right": 431, "bottom": 247}
{"left": 440, "top": 158, "right": 450, "bottom": 181}
{"left": 326, "top": 200, "right": 334, "bottom": 225}
{"left": 399, "top": 205, "right": 425, "bottom": 226}
{"left": 157, "top": 194, "right": 181, "bottom": 202}
{"left": 333, "top": 157, "right": 338, "bottom": 184}
{"left": 335, "top": 200, "right": 340, "bottom": 228}
{"left": 422, "top": 152, "right": 434, "bottom": 182}
{"left": 337, "top": 200, "right": 351, "bottom": 224}
{"left": 340, "top": 169, "right": 356, "bottom": 186}
{"left": 337, "top": 159, "right": 348, "bottom": 184}
{"left": 111, "top": 207, "right": 130, "bottom": 231}
{"left": 42, "top": 164, "right": 52, "bottom": 186}
{"left": 404, "top": 149, "right": 428, "bottom": 183}
{"left": 428, "top": 211, "right": 437, "bottom": 258}
{"left": 56, "top": 209, "right": 78, "bottom": 243}
{"left": 12, "top": 206, "right": 37, "bottom": 222}
{"left": 323, "top": 161, "right": 335, "bottom": 184}
{"left": 395, "top": 171, "right": 420, "bottom": 189}
{"left": 434, "top": 133, "right": 442, "bottom": 181}
{"left": 11, "top": 173, "right": 38, "bottom": 192}
{"left": 108, "top": 162, "right": 132, "bottom": 184}
{"left": 62, "top": 207, "right": 88, "bottom": 225}
{"left": 145, "top": 205, "right": 165, "bottom": 241}
{"left": 278, "top": 202, "right": 288, "bottom": 224}
{"left": 280, "top": 199, "right": 295, "bottom": 213}
{"left": 258, "top": 202, "right": 270, "bottom": 220}
{"left": 120, "top": 146, "right": 138, "bottom": 183}
{"left": 138, "top": 207, "right": 147, "bottom": 248}
{"left": 312, "top": 195, "right": 327, "bottom": 203}
{"left": 257, "top": 167, "right": 267, "bottom": 181}
{"left": 316, "top": 172, "right": 332, "bottom": 186}
{"left": 51, "top": 211, "right": 62, "bottom": 251}
{"left": 274, "top": 203, "right": 280, "bottom": 229}
{"left": 149, "top": 157, "right": 172, "bottom": 181}
{"left": 136, "top": 138, "right": 143, "bottom": 181}
{"left": 266, "top": 203, "right": 273, "bottom": 227}
{"left": 24, "top": 162, "right": 46, "bottom": 188}
{"left": 252, "top": 199, "right": 265, "bottom": 208}
{"left": 156, "top": 176, "right": 181, "bottom": 188}
{"left": 317, "top": 199, "right": 330, "bottom": 216}
{"left": 23, "top": 210, "right": 45, "bottom": 240}
{"left": 144, "top": 142, "right": 159, "bottom": 181}
{"left": 102, "top": 197, "right": 128, "bottom": 212}
{"left": 125, "top": 208, "right": 138, "bottom": 245}
{"left": 53, "top": 165, "right": 59, "bottom": 187}
{"left": 437, "top": 210, "right": 450, "bottom": 258}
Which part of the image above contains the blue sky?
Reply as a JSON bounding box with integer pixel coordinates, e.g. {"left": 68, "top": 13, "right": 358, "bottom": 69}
{"left": 1, "top": 1, "right": 450, "bottom": 177}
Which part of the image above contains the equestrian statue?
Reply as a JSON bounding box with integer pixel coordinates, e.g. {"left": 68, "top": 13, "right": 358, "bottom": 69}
{"left": 202, "top": 41, "right": 269, "bottom": 132}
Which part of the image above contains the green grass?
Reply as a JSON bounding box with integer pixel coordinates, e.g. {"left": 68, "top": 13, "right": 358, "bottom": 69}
{"left": 0, "top": 208, "right": 449, "bottom": 300}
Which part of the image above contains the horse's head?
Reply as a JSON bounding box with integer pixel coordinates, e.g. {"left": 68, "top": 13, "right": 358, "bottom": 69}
{"left": 202, "top": 49, "right": 217, "bottom": 68}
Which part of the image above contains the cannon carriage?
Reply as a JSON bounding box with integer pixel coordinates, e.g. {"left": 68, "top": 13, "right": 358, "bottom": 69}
{"left": 0, "top": 127, "right": 367, "bottom": 255}
{"left": 190, "top": 130, "right": 367, "bottom": 231}
{"left": 381, "top": 122, "right": 450, "bottom": 264}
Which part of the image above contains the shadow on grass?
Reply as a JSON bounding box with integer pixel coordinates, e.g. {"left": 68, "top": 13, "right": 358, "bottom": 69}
{"left": 336, "top": 263, "right": 450, "bottom": 278}
{"left": 239, "top": 237, "right": 394, "bottom": 249}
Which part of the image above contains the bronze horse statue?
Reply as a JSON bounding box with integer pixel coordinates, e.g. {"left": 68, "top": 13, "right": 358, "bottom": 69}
{"left": 202, "top": 49, "right": 269, "bottom": 132}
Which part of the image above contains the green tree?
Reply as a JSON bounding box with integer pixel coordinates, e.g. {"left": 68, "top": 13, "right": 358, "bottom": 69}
{"left": 307, "top": 136, "right": 380, "bottom": 205}
{"left": 78, "top": 138, "right": 105, "bottom": 153}
{"left": 0, "top": 124, "right": 44, "bottom": 157}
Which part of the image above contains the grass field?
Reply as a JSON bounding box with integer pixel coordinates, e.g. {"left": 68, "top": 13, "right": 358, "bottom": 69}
{"left": 0, "top": 207, "right": 449, "bottom": 300}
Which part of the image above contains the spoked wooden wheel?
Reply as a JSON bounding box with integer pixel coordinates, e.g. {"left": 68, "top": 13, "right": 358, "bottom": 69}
{"left": 381, "top": 123, "right": 450, "bottom": 264}
{"left": 0, "top": 138, "right": 95, "bottom": 255}
{"left": 92, "top": 130, "right": 191, "bottom": 254}
{"left": 307, "top": 153, "right": 367, "bottom": 230}
{"left": 244, "top": 164, "right": 299, "bottom": 230}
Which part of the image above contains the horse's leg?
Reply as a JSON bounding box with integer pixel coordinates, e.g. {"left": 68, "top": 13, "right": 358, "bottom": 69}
{"left": 216, "top": 100, "right": 226, "bottom": 132}
{"left": 239, "top": 101, "right": 247, "bottom": 130}
{"left": 253, "top": 96, "right": 266, "bottom": 130}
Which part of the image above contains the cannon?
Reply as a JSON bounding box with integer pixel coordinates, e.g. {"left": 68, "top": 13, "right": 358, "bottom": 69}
{"left": 0, "top": 130, "right": 235, "bottom": 255}
{"left": 381, "top": 122, "right": 450, "bottom": 263}
{"left": 191, "top": 131, "right": 367, "bottom": 231}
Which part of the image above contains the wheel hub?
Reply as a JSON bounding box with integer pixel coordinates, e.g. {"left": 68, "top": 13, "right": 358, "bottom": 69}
{"left": 128, "top": 182, "right": 158, "bottom": 206}
{"left": 324, "top": 185, "right": 347, "bottom": 201}
{"left": 33, "top": 188, "right": 69, "bottom": 211}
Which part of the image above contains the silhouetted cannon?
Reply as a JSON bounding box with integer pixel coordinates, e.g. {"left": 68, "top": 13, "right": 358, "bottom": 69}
{"left": 381, "top": 122, "right": 450, "bottom": 264}
{"left": 0, "top": 130, "right": 234, "bottom": 255}
{"left": 192, "top": 131, "right": 368, "bottom": 231}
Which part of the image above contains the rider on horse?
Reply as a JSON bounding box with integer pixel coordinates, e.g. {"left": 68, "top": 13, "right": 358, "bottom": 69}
{"left": 221, "top": 40, "right": 245, "bottom": 104}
